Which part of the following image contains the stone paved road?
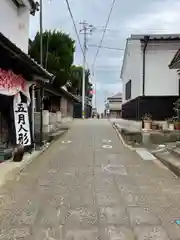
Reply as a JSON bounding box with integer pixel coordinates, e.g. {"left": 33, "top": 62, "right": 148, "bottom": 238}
{"left": 1, "top": 119, "right": 180, "bottom": 239}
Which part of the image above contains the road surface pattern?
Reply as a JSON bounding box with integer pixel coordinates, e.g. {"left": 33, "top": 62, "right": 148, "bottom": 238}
{"left": 0, "top": 120, "right": 180, "bottom": 239}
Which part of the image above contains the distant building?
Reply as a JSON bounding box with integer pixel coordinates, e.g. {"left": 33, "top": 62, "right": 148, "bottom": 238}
{"left": 92, "top": 108, "right": 97, "bottom": 117}
{"left": 121, "top": 34, "right": 180, "bottom": 121}
{"left": 105, "top": 92, "right": 122, "bottom": 118}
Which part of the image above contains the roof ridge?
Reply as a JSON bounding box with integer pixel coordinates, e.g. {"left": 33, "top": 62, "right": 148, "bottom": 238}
{"left": 108, "top": 92, "right": 122, "bottom": 99}
{"left": 130, "top": 34, "right": 180, "bottom": 40}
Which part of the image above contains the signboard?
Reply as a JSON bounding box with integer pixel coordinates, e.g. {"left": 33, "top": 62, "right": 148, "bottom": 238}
{"left": 14, "top": 102, "right": 31, "bottom": 146}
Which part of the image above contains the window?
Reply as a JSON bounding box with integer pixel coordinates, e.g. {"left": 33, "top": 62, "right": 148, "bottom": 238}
{"left": 125, "top": 80, "right": 131, "bottom": 100}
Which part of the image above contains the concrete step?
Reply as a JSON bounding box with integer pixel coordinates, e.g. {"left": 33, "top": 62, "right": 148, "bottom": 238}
{"left": 49, "top": 129, "right": 68, "bottom": 141}
{"left": 153, "top": 148, "right": 180, "bottom": 177}
{"left": 114, "top": 122, "right": 180, "bottom": 147}
{"left": 113, "top": 123, "right": 142, "bottom": 144}
{"left": 167, "top": 146, "right": 180, "bottom": 157}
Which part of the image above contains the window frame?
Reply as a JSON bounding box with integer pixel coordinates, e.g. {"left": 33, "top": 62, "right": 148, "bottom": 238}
{"left": 125, "top": 80, "right": 132, "bottom": 100}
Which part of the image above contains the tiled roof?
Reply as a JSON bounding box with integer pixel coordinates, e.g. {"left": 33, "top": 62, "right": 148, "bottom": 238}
{"left": 130, "top": 34, "right": 180, "bottom": 41}
{"left": 44, "top": 84, "right": 81, "bottom": 103}
{"left": 28, "top": 0, "right": 36, "bottom": 6}
{"left": 60, "top": 88, "right": 80, "bottom": 102}
{"left": 169, "top": 49, "right": 180, "bottom": 69}
{"left": 0, "top": 32, "right": 54, "bottom": 81}
{"left": 108, "top": 92, "right": 122, "bottom": 99}
{"left": 28, "top": 0, "right": 39, "bottom": 15}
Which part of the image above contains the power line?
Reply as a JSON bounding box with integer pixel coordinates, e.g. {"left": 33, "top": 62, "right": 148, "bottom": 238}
{"left": 65, "top": 0, "right": 84, "bottom": 54}
{"left": 89, "top": 44, "right": 124, "bottom": 51}
{"left": 92, "top": 0, "right": 116, "bottom": 71}
{"left": 65, "top": 0, "right": 93, "bottom": 83}
{"left": 89, "top": 25, "right": 180, "bottom": 32}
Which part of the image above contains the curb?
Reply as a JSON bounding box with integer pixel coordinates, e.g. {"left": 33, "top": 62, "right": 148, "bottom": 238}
{"left": 112, "top": 122, "right": 180, "bottom": 176}
{"left": 0, "top": 129, "right": 68, "bottom": 187}
{"left": 154, "top": 152, "right": 180, "bottom": 178}
{"left": 112, "top": 122, "right": 135, "bottom": 151}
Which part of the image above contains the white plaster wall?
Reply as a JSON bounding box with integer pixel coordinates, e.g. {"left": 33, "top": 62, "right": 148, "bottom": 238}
{"left": 121, "top": 39, "right": 143, "bottom": 103}
{"left": 145, "top": 41, "right": 180, "bottom": 96}
{"left": 0, "top": 0, "right": 31, "bottom": 53}
{"left": 108, "top": 101, "right": 122, "bottom": 110}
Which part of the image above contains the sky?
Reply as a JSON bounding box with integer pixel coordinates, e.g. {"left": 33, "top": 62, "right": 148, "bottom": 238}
{"left": 30, "top": 0, "right": 180, "bottom": 112}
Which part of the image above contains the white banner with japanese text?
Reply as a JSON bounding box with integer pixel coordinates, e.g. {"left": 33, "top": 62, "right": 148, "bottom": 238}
{"left": 14, "top": 102, "right": 31, "bottom": 146}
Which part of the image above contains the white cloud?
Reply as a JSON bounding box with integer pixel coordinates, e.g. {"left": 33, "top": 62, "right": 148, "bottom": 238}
{"left": 125, "top": 1, "right": 180, "bottom": 34}
{"left": 96, "top": 81, "right": 122, "bottom": 93}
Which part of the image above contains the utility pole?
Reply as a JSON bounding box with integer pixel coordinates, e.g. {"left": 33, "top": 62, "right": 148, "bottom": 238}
{"left": 92, "top": 71, "right": 97, "bottom": 111}
{"left": 39, "top": 0, "right": 43, "bottom": 145}
{"left": 80, "top": 21, "right": 94, "bottom": 119}
{"left": 95, "top": 82, "right": 97, "bottom": 110}
{"left": 104, "top": 90, "right": 108, "bottom": 117}
{"left": 82, "top": 21, "right": 86, "bottom": 119}
{"left": 40, "top": 0, "right": 43, "bottom": 66}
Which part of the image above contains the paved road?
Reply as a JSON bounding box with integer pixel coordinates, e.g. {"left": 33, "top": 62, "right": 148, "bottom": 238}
{"left": 0, "top": 119, "right": 180, "bottom": 239}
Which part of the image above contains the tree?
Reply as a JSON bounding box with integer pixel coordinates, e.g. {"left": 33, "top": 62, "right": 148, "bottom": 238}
{"left": 68, "top": 65, "right": 82, "bottom": 95}
{"left": 68, "top": 65, "right": 93, "bottom": 98}
{"left": 29, "top": 30, "right": 75, "bottom": 87}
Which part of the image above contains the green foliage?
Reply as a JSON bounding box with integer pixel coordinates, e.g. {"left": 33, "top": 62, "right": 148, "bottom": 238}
{"left": 68, "top": 65, "right": 93, "bottom": 98}
{"left": 29, "top": 30, "right": 75, "bottom": 87}
{"left": 29, "top": 30, "right": 93, "bottom": 97}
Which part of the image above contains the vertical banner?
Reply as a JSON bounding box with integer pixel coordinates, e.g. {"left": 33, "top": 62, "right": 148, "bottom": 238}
{"left": 14, "top": 102, "right": 31, "bottom": 146}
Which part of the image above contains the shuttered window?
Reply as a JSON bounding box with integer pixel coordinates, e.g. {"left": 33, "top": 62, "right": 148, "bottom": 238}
{"left": 125, "top": 80, "right": 131, "bottom": 100}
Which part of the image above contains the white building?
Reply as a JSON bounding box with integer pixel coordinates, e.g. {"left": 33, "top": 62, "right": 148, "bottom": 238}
{"left": 121, "top": 34, "right": 180, "bottom": 120}
{"left": 0, "top": 0, "right": 38, "bottom": 53}
{"left": 106, "top": 92, "right": 122, "bottom": 118}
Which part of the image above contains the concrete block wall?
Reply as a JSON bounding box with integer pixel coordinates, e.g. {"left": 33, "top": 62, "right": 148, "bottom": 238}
{"left": 60, "top": 97, "right": 67, "bottom": 117}
{"left": 34, "top": 112, "right": 40, "bottom": 133}
{"left": 112, "top": 119, "right": 142, "bottom": 131}
{"left": 49, "top": 112, "right": 56, "bottom": 132}
{"left": 34, "top": 110, "right": 72, "bottom": 143}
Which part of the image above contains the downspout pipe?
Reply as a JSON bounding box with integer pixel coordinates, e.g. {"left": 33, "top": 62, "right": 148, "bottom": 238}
{"left": 140, "top": 36, "right": 150, "bottom": 123}
{"left": 142, "top": 36, "right": 150, "bottom": 96}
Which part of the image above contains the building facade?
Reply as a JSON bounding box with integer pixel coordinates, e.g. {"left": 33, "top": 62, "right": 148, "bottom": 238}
{"left": 1, "top": 0, "right": 37, "bottom": 53}
{"left": 0, "top": 1, "right": 55, "bottom": 156}
{"left": 106, "top": 92, "right": 122, "bottom": 118}
{"left": 121, "top": 34, "right": 180, "bottom": 120}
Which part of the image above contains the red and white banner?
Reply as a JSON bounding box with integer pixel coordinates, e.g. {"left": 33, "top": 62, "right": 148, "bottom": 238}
{"left": 0, "top": 68, "right": 32, "bottom": 105}
{"left": 0, "top": 69, "right": 33, "bottom": 146}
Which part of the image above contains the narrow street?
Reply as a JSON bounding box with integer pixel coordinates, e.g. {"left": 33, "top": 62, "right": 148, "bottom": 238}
{"left": 0, "top": 119, "right": 180, "bottom": 239}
